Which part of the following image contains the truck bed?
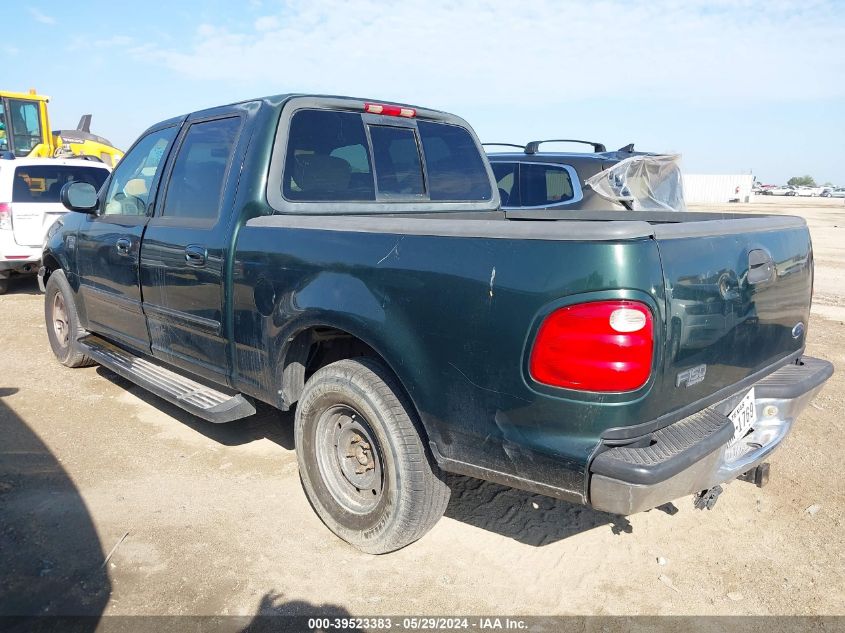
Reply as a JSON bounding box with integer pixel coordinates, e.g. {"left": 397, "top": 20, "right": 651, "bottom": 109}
{"left": 234, "top": 210, "right": 813, "bottom": 503}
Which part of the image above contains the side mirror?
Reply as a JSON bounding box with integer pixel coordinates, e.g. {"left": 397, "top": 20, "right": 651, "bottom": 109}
{"left": 60, "top": 181, "right": 99, "bottom": 214}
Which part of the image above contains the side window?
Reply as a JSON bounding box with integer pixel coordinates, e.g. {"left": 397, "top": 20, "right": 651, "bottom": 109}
{"left": 8, "top": 99, "right": 43, "bottom": 157}
{"left": 283, "top": 110, "right": 375, "bottom": 201}
{"left": 103, "top": 127, "right": 177, "bottom": 216}
{"left": 519, "top": 163, "right": 576, "bottom": 207}
{"left": 369, "top": 125, "right": 424, "bottom": 197}
{"left": 417, "top": 121, "right": 491, "bottom": 201}
{"left": 491, "top": 162, "right": 518, "bottom": 207}
{"left": 161, "top": 117, "right": 240, "bottom": 220}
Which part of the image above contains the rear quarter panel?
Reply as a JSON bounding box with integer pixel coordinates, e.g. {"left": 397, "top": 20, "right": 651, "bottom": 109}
{"left": 232, "top": 224, "right": 667, "bottom": 502}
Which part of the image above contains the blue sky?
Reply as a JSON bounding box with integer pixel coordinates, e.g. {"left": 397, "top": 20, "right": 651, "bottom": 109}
{"left": 3, "top": 0, "right": 844, "bottom": 185}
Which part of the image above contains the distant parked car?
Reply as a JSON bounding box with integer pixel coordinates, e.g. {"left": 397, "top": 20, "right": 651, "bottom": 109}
{"left": 0, "top": 157, "right": 110, "bottom": 294}
{"left": 795, "top": 186, "right": 822, "bottom": 197}
{"left": 827, "top": 187, "right": 845, "bottom": 198}
{"left": 766, "top": 185, "right": 797, "bottom": 196}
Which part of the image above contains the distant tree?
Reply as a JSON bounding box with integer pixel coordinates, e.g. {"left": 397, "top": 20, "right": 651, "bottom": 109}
{"left": 787, "top": 175, "right": 816, "bottom": 187}
{"left": 823, "top": 181, "right": 834, "bottom": 186}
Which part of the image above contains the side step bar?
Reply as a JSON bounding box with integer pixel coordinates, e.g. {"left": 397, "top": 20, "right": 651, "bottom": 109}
{"left": 78, "top": 336, "right": 256, "bottom": 423}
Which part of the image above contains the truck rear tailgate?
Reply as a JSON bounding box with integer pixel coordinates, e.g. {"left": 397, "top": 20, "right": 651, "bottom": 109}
{"left": 653, "top": 215, "right": 812, "bottom": 417}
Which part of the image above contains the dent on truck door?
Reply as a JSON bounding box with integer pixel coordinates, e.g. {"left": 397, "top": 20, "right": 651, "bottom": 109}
{"left": 76, "top": 126, "right": 178, "bottom": 352}
{"left": 140, "top": 115, "right": 243, "bottom": 384}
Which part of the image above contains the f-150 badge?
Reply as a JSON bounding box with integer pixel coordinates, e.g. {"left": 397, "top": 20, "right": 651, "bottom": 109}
{"left": 677, "top": 364, "right": 707, "bottom": 388}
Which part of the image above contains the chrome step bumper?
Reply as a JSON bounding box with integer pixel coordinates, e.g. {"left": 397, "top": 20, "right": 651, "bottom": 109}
{"left": 589, "top": 357, "right": 833, "bottom": 515}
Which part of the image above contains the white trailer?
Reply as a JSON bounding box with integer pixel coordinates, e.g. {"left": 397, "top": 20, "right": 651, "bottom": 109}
{"left": 682, "top": 174, "right": 755, "bottom": 204}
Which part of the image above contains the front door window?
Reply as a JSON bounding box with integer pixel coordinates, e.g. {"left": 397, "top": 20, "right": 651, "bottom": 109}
{"left": 103, "top": 127, "right": 178, "bottom": 216}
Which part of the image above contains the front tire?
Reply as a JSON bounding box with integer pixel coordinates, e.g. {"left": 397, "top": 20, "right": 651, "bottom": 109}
{"left": 0, "top": 278, "right": 7, "bottom": 295}
{"left": 44, "top": 270, "right": 94, "bottom": 368}
{"left": 295, "top": 358, "right": 450, "bottom": 554}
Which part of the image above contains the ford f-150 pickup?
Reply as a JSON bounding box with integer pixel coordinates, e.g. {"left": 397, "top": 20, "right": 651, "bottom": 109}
{"left": 41, "top": 94, "right": 832, "bottom": 553}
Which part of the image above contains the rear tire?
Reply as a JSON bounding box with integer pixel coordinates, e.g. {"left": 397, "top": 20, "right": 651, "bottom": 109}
{"left": 294, "top": 357, "right": 450, "bottom": 554}
{"left": 44, "top": 270, "right": 94, "bottom": 368}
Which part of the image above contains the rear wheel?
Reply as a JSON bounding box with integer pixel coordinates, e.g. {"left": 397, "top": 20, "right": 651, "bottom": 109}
{"left": 294, "top": 358, "right": 450, "bottom": 554}
{"left": 44, "top": 270, "right": 94, "bottom": 368}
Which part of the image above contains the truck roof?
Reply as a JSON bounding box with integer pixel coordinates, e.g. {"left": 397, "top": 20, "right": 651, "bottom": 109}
{"left": 164, "top": 93, "right": 448, "bottom": 124}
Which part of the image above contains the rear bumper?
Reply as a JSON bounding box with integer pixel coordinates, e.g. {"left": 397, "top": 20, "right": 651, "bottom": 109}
{"left": 0, "top": 233, "right": 41, "bottom": 273}
{"left": 588, "top": 356, "right": 833, "bottom": 515}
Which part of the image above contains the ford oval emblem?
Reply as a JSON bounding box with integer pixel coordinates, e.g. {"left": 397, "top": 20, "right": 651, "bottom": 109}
{"left": 792, "top": 322, "right": 805, "bottom": 339}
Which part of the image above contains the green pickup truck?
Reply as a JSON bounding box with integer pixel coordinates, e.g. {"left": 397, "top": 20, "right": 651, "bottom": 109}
{"left": 41, "top": 94, "right": 832, "bottom": 553}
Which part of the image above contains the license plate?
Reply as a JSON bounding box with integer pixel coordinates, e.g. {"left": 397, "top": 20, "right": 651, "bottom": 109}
{"left": 727, "top": 388, "right": 756, "bottom": 446}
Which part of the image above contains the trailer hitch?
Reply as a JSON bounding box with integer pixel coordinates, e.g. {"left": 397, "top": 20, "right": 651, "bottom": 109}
{"left": 693, "top": 485, "right": 723, "bottom": 510}
{"left": 737, "top": 462, "right": 770, "bottom": 488}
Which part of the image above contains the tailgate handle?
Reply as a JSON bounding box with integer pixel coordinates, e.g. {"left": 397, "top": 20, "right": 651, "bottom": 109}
{"left": 115, "top": 237, "right": 131, "bottom": 255}
{"left": 747, "top": 249, "right": 774, "bottom": 284}
{"left": 185, "top": 244, "right": 207, "bottom": 267}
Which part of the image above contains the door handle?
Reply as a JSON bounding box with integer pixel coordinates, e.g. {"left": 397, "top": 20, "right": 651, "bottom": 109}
{"left": 185, "top": 244, "right": 207, "bottom": 267}
{"left": 115, "top": 237, "right": 131, "bottom": 255}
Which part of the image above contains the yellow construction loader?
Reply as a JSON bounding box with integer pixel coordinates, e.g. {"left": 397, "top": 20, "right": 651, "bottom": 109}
{"left": 0, "top": 89, "right": 123, "bottom": 166}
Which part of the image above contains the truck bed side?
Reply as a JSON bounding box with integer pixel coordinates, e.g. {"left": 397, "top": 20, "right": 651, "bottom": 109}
{"left": 231, "top": 217, "right": 666, "bottom": 503}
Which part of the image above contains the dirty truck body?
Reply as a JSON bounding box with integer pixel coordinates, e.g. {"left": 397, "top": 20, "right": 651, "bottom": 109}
{"left": 41, "top": 94, "right": 832, "bottom": 552}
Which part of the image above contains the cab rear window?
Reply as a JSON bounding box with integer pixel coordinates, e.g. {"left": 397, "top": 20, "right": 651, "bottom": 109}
{"left": 12, "top": 165, "right": 109, "bottom": 203}
{"left": 282, "top": 109, "right": 491, "bottom": 203}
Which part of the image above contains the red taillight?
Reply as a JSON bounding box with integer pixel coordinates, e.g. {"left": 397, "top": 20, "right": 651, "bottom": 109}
{"left": 529, "top": 300, "right": 653, "bottom": 392}
{"left": 364, "top": 103, "right": 416, "bottom": 118}
{"left": 0, "top": 203, "right": 11, "bottom": 230}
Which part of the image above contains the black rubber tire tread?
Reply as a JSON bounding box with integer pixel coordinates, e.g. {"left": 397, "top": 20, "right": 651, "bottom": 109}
{"left": 44, "top": 270, "right": 95, "bottom": 368}
{"left": 295, "top": 357, "right": 450, "bottom": 554}
{"left": 0, "top": 278, "right": 7, "bottom": 295}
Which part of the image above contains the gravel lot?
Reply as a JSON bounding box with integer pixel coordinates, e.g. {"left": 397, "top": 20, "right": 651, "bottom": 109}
{"left": 1, "top": 197, "right": 843, "bottom": 619}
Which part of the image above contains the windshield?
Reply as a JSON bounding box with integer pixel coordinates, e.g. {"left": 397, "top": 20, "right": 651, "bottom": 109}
{"left": 3, "top": 98, "right": 43, "bottom": 157}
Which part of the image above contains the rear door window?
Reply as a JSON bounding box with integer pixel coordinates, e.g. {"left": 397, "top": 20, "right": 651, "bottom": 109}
{"left": 519, "top": 163, "right": 576, "bottom": 207}
{"left": 12, "top": 165, "right": 109, "bottom": 203}
{"left": 160, "top": 117, "right": 241, "bottom": 221}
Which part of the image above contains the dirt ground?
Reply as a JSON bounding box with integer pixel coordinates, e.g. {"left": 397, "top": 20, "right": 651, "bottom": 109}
{"left": 1, "top": 197, "right": 843, "bottom": 619}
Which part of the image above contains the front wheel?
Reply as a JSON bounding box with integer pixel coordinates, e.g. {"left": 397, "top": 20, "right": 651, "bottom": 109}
{"left": 44, "top": 270, "right": 94, "bottom": 368}
{"left": 295, "top": 358, "right": 450, "bottom": 554}
{"left": 0, "top": 278, "right": 7, "bottom": 295}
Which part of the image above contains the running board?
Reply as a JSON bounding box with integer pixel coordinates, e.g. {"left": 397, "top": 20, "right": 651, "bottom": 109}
{"left": 78, "top": 336, "right": 256, "bottom": 423}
